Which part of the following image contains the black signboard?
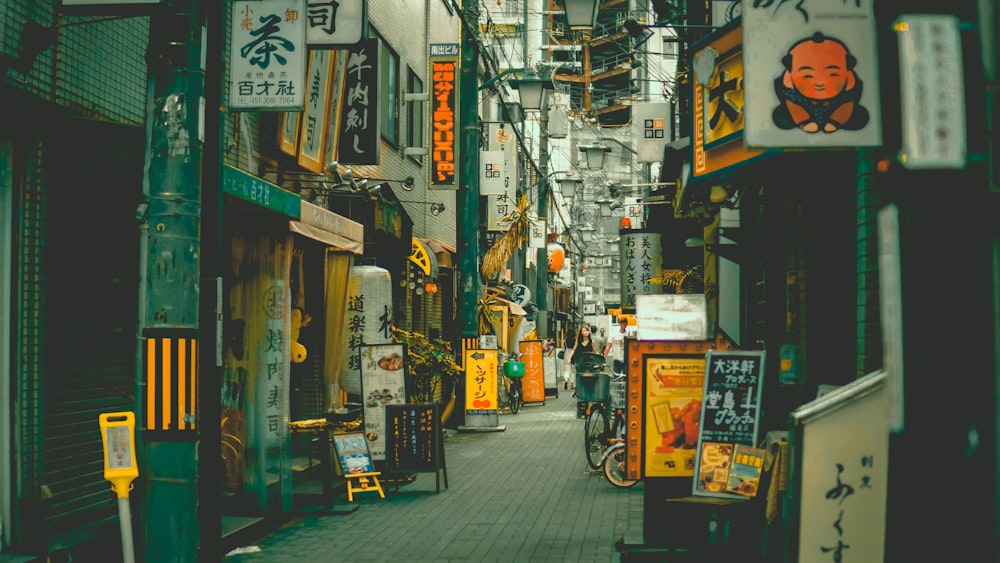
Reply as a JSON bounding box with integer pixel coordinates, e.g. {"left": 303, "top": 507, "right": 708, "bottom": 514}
{"left": 692, "top": 350, "right": 766, "bottom": 498}
{"left": 337, "top": 38, "right": 380, "bottom": 164}
{"left": 385, "top": 404, "right": 448, "bottom": 493}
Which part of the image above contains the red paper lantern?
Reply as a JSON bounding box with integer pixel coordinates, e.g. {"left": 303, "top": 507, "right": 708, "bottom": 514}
{"left": 547, "top": 243, "right": 565, "bottom": 273}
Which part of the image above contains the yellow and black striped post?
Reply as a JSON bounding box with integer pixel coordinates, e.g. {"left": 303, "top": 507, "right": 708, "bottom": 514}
{"left": 143, "top": 328, "right": 198, "bottom": 433}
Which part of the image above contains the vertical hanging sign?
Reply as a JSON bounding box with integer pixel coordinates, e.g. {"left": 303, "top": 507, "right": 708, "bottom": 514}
{"left": 297, "top": 49, "right": 335, "bottom": 172}
{"left": 429, "top": 46, "right": 459, "bottom": 189}
{"left": 229, "top": 0, "right": 307, "bottom": 111}
{"left": 620, "top": 230, "right": 663, "bottom": 313}
{"left": 338, "top": 38, "right": 380, "bottom": 164}
{"left": 486, "top": 122, "right": 518, "bottom": 231}
{"left": 631, "top": 102, "right": 669, "bottom": 163}
{"left": 306, "top": 0, "right": 366, "bottom": 46}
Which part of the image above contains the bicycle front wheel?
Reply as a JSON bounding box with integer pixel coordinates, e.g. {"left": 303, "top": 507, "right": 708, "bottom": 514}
{"left": 584, "top": 404, "right": 607, "bottom": 470}
{"left": 603, "top": 444, "right": 638, "bottom": 488}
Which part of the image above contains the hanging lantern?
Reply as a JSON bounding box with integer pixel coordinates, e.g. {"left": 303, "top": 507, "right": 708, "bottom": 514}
{"left": 341, "top": 265, "right": 394, "bottom": 394}
{"left": 547, "top": 243, "right": 566, "bottom": 273}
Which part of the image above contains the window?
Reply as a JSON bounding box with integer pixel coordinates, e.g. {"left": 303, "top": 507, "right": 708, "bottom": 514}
{"left": 406, "top": 67, "right": 424, "bottom": 163}
{"left": 377, "top": 33, "right": 399, "bottom": 144}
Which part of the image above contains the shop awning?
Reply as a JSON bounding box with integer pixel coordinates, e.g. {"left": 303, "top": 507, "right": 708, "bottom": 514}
{"left": 291, "top": 200, "right": 364, "bottom": 254}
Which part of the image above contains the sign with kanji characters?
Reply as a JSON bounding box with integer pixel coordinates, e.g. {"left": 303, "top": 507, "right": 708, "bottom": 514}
{"left": 519, "top": 340, "right": 546, "bottom": 404}
{"left": 619, "top": 230, "right": 663, "bottom": 313}
{"left": 296, "top": 49, "right": 336, "bottom": 172}
{"left": 743, "top": 0, "right": 881, "bottom": 149}
{"left": 485, "top": 122, "right": 518, "bottom": 230}
{"left": 791, "top": 370, "right": 889, "bottom": 563}
{"left": 692, "top": 350, "right": 766, "bottom": 498}
{"left": 338, "top": 38, "right": 380, "bottom": 164}
{"left": 359, "top": 343, "right": 408, "bottom": 461}
{"left": 229, "top": 0, "right": 307, "bottom": 111}
{"left": 385, "top": 404, "right": 438, "bottom": 472}
{"left": 430, "top": 57, "right": 459, "bottom": 189}
{"left": 690, "top": 22, "right": 768, "bottom": 179}
{"left": 306, "top": 0, "right": 366, "bottom": 46}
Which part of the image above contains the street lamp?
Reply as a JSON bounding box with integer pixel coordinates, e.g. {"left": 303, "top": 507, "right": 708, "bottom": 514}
{"left": 578, "top": 143, "right": 611, "bottom": 171}
{"left": 563, "top": 0, "right": 601, "bottom": 30}
{"left": 509, "top": 72, "right": 554, "bottom": 112}
{"left": 557, "top": 174, "right": 583, "bottom": 200}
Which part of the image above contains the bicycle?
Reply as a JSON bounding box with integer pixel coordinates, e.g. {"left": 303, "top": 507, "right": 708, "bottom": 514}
{"left": 498, "top": 353, "right": 524, "bottom": 415}
{"left": 575, "top": 352, "right": 619, "bottom": 469}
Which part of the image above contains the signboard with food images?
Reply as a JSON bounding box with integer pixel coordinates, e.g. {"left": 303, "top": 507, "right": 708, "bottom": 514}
{"left": 692, "top": 349, "right": 766, "bottom": 498}
{"left": 643, "top": 355, "right": 706, "bottom": 478}
{"left": 360, "top": 343, "right": 408, "bottom": 461}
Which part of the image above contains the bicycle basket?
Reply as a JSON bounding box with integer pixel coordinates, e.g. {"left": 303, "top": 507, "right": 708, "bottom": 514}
{"left": 503, "top": 360, "right": 525, "bottom": 378}
{"left": 610, "top": 378, "right": 626, "bottom": 410}
{"left": 576, "top": 371, "right": 610, "bottom": 403}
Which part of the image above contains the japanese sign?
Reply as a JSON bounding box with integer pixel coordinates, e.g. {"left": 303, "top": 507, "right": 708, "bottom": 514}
{"left": 631, "top": 102, "right": 669, "bottom": 163}
{"left": 791, "top": 370, "right": 889, "bottom": 563}
{"left": 485, "top": 122, "right": 518, "bottom": 230}
{"left": 463, "top": 349, "right": 499, "bottom": 427}
{"left": 619, "top": 230, "right": 663, "bottom": 312}
{"left": 519, "top": 340, "right": 546, "bottom": 404}
{"left": 644, "top": 356, "right": 705, "bottom": 477}
{"left": 385, "top": 404, "right": 438, "bottom": 472}
{"left": 296, "top": 49, "right": 335, "bottom": 172}
{"left": 743, "top": 0, "right": 881, "bottom": 149}
{"left": 360, "top": 343, "right": 408, "bottom": 461}
{"left": 258, "top": 279, "right": 289, "bottom": 448}
{"left": 430, "top": 57, "right": 459, "bottom": 189}
{"left": 337, "top": 38, "right": 380, "bottom": 164}
{"left": 690, "top": 22, "right": 766, "bottom": 179}
{"left": 306, "top": 0, "right": 365, "bottom": 46}
{"left": 229, "top": 0, "right": 307, "bottom": 111}
{"left": 693, "top": 350, "right": 766, "bottom": 498}
{"left": 895, "top": 14, "right": 966, "bottom": 169}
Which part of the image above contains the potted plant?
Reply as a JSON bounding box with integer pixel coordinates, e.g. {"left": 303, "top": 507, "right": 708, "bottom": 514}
{"left": 391, "top": 327, "right": 461, "bottom": 423}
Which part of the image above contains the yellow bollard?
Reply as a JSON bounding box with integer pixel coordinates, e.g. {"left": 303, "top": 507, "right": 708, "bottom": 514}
{"left": 99, "top": 412, "right": 138, "bottom": 563}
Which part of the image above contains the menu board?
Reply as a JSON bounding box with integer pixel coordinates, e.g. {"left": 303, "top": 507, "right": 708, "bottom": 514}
{"left": 360, "top": 343, "right": 408, "bottom": 461}
{"left": 692, "top": 350, "right": 766, "bottom": 498}
{"left": 332, "top": 432, "right": 375, "bottom": 475}
{"left": 385, "top": 404, "right": 438, "bottom": 472}
{"left": 385, "top": 404, "right": 448, "bottom": 493}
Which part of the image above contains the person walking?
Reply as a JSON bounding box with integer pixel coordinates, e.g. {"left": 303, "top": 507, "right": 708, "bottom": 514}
{"left": 607, "top": 317, "right": 634, "bottom": 373}
{"left": 569, "top": 326, "right": 599, "bottom": 418}
{"left": 590, "top": 325, "right": 606, "bottom": 363}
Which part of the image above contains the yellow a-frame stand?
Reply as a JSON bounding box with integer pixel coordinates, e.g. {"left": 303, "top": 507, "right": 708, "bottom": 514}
{"left": 345, "top": 471, "right": 386, "bottom": 502}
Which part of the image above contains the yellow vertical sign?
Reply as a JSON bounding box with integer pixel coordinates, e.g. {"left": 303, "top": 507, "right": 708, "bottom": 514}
{"left": 464, "top": 349, "right": 498, "bottom": 414}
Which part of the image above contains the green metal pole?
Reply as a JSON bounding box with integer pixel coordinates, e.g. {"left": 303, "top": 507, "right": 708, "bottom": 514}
{"left": 139, "top": 2, "right": 205, "bottom": 561}
{"left": 457, "top": 0, "right": 482, "bottom": 338}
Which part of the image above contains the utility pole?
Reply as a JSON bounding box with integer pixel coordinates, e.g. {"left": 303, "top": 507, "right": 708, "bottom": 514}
{"left": 457, "top": 0, "right": 482, "bottom": 338}
{"left": 139, "top": 1, "right": 207, "bottom": 561}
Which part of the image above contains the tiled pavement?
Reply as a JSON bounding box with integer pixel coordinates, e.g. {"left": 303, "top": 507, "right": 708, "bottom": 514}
{"left": 224, "top": 391, "right": 645, "bottom": 562}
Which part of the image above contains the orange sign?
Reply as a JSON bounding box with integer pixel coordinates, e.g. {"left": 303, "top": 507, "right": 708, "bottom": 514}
{"left": 644, "top": 356, "right": 705, "bottom": 477}
{"left": 691, "top": 23, "right": 766, "bottom": 178}
{"left": 430, "top": 58, "right": 458, "bottom": 188}
{"left": 519, "top": 340, "right": 545, "bottom": 403}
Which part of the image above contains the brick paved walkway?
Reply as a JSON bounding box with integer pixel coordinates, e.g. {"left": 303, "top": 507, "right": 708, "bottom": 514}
{"left": 224, "top": 391, "right": 644, "bottom": 562}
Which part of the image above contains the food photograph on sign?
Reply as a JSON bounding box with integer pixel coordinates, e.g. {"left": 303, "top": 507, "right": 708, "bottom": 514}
{"left": 643, "top": 356, "right": 705, "bottom": 477}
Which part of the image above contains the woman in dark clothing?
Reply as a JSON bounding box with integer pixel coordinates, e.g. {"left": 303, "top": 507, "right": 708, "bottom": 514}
{"left": 569, "top": 325, "right": 597, "bottom": 364}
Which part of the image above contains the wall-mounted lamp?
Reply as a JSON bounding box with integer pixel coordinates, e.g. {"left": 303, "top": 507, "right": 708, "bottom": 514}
{"left": 578, "top": 143, "right": 611, "bottom": 171}
{"left": 429, "top": 203, "right": 446, "bottom": 216}
{"left": 563, "top": 0, "right": 601, "bottom": 30}
{"left": 557, "top": 174, "right": 583, "bottom": 199}
{"left": 401, "top": 176, "right": 415, "bottom": 191}
{"left": 596, "top": 198, "right": 613, "bottom": 217}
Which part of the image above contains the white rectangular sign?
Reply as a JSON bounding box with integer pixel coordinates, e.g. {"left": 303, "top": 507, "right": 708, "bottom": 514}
{"left": 636, "top": 294, "right": 707, "bottom": 341}
{"left": 306, "top": 0, "right": 365, "bottom": 46}
{"left": 743, "top": 0, "right": 881, "bottom": 148}
{"left": 485, "top": 123, "right": 518, "bottom": 231}
{"left": 480, "top": 150, "right": 506, "bottom": 196}
{"left": 896, "top": 14, "right": 966, "bottom": 169}
{"left": 229, "top": 0, "right": 307, "bottom": 111}
{"left": 632, "top": 102, "right": 669, "bottom": 163}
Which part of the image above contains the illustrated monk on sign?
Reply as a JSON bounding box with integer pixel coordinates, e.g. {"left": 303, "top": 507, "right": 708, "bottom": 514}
{"left": 772, "top": 32, "right": 869, "bottom": 133}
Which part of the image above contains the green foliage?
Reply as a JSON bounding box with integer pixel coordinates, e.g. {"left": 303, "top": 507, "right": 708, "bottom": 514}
{"left": 392, "top": 327, "right": 460, "bottom": 405}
